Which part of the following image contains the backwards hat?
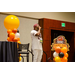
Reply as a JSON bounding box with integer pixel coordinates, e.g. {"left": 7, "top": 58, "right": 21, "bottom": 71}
{"left": 33, "top": 24, "right": 38, "bottom": 28}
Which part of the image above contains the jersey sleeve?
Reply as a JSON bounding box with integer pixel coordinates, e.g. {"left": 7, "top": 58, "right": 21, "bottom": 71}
{"left": 31, "top": 30, "right": 38, "bottom": 36}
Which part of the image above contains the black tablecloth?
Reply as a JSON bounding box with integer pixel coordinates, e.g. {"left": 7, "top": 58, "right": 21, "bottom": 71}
{"left": 0, "top": 41, "right": 19, "bottom": 62}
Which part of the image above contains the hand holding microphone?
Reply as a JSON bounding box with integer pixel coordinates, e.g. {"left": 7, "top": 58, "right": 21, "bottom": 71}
{"left": 39, "top": 26, "right": 43, "bottom": 30}
{"left": 39, "top": 26, "right": 41, "bottom": 30}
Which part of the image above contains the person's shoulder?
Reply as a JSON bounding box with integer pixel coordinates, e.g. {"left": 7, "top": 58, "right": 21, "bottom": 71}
{"left": 31, "top": 30, "right": 37, "bottom": 33}
{"left": 31, "top": 30, "right": 34, "bottom": 33}
{"left": 31, "top": 30, "right": 38, "bottom": 35}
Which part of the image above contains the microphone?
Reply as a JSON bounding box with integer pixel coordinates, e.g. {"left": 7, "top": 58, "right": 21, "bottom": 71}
{"left": 41, "top": 28, "right": 43, "bottom": 30}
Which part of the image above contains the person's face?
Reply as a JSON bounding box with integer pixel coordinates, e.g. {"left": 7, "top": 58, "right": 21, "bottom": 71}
{"left": 35, "top": 25, "right": 39, "bottom": 31}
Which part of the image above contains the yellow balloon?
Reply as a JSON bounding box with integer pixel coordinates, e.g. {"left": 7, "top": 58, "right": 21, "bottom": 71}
{"left": 19, "top": 57, "right": 22, "bottom": 62}
{"left": 4, "top": 15, "right": 20, "bottom": 30}
{"left": 55, "top": 56, "right": 61, "bottom": 62}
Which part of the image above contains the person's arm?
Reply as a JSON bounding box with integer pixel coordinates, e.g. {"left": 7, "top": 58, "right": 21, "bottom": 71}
{"left": 35, "top": 26, "right": 41, "bottom": 36}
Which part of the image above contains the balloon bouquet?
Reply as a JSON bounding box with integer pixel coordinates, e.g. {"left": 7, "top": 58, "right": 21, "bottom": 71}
{"left": 53, "top": 46, "right": 68, "bottom": 62}
{"left": 4, "top": 15, "right": 21, "bottom": 62}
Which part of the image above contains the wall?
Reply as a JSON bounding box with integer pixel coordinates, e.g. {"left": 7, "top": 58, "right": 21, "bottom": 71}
{"left": 1, "top": 12, "right": 75, "bottom": 23}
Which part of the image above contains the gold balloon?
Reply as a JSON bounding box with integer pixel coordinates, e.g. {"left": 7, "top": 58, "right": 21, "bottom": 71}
{"left": 4, "top": 15, "right": 20, "bottom": 30}
{"left": 55, "top": 56, "right": 61, "bottom": 62}
{"left": 19, "top": 57, "right": 22, "bottom": 62}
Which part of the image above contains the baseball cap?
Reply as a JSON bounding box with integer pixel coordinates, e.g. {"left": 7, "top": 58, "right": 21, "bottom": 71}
{"left": 33, "top": 24, "right": 38, "bottom": 28}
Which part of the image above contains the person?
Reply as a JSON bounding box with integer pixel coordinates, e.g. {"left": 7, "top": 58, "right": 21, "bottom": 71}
{"left": 31, "top": 24, "right": 43, "bottom": 62}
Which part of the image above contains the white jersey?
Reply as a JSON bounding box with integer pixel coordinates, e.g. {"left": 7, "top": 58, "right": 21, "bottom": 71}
{"left": 31, "top": 30, "right": 42, "bottom": 50}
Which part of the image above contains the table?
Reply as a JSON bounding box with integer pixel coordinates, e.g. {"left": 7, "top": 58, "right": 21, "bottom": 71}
{"left": 0, "top": 41, "right": 19, "bottom": 62}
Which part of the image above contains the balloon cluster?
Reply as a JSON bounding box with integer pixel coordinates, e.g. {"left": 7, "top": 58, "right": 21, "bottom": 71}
{"left": 7, "top": 28, "right": 21, "bottom": 43}
{"left": 53, "top": 46, "right": 68, "bottom": 62}
{"left": 6, "top": 29, "right": 21, "bottom": 62}
{"left": 4, "top": 15, "right": 21, "bottom": 62}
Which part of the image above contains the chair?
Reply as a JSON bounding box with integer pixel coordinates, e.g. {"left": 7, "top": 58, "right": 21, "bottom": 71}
{"left": 18, "top": 43, "right": 34, "bottom": 62}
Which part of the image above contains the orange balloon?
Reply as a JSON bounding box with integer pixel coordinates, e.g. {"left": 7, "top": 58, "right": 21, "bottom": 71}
{"left": 13, "top": 38, "right": 18, "bottom": 42}
{"left": 17, "top": 38, "right": 20, "bottom": 41}
{"left": 64, "top": 53, "right": 68, "bottom": 58}
{"left": 19, "top": 54, "right": 21, "bottom": 56}
{"left": 9, "top": 32, "right": 15, "bottom": 39}
{"left": 7, "top": 37, "right": 12, "bottom": 42}
{"left": 55, "top": 46, "right": 61, "bottom": 53}
{"left": 61, "top": 47, "right": 67, "bottom": 53}
{"left": 61, "top": 57, "right": 68, "bottom": 62}
{"left": 7, "top": 29, "right": 12, "bottom": 34}
{"left": 17, "top": 41, "right": 21, "bottom": 44}
{"left": 12, "top": 28, "right": 17, "bottom": 33}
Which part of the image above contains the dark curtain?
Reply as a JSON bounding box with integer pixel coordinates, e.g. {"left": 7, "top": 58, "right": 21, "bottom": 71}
{"left": 0, "top": 41, "right": 19, "bottom": 62}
